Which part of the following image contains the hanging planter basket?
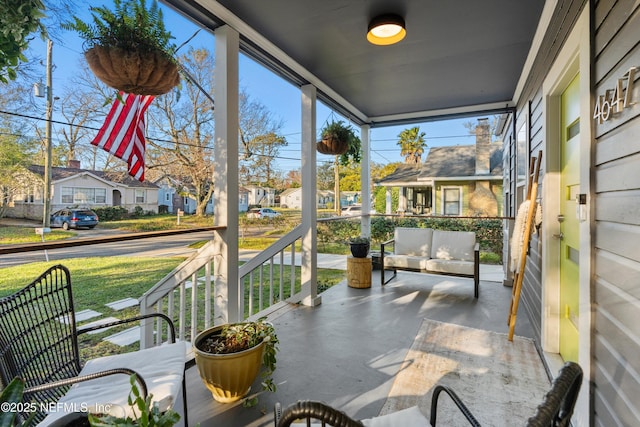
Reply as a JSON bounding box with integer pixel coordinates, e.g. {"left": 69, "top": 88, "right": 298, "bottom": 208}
{"left": 316, "top": 136, "right": 349, "bottom": 155}
{"left": 85, "top": 45, "right": 180, "bottom": 96}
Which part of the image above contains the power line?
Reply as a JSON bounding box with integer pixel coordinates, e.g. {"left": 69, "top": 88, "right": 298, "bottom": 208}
{"left": 0, "top": 108, "right": 306, "bottom": 163}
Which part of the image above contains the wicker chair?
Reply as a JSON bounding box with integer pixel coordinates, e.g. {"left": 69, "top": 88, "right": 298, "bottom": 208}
{"left": 275, "top": 362, "right": 583, "bottom": 427}
{"left": 0, "top": 264, "right": 188, "bottom": 425}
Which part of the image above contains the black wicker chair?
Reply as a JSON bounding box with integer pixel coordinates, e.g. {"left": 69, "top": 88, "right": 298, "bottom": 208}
{"left": 275, "top": 362, "right": 583, "bottom": 427}
{"left": 0, "top": 264, "right": 188, "bottom": 425}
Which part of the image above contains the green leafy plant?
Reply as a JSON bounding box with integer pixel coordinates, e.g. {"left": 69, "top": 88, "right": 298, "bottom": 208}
{"left": 89, "top": 374, "right": 180, "bottom": 427}
{"left": 349, "top": 236, "right": 370, "bottom": 244}
{"left": 320, "top": 120, "right": 358, "bottom": 145}
{"left": 198, "top": 319, "right": 279, "bottom": 399}
{"left": 62, "top": 0, "right": 176, "bottom": 61}
{"left": 0, "top": 377, "right": 37, "bottom": 426}
{"left": 317, "top": 120, "right": 362, "bottom": 159}
{"left": 0, "top": 0, "right": 46, "bottom": 83}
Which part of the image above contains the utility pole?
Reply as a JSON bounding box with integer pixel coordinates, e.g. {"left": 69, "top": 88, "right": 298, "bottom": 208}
{"left": 42, "top": 39, "right": 53, "bottom": 227}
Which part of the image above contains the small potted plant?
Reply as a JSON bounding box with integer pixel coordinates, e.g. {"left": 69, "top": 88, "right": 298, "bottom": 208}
{"left": 62, "top": 0, "right": 179, "bottom": 95}
{"left": 0, "top": 377, "right": 36, "bottom": 426}
{"left": 317, "top": 120, "right": 359, "bottom": 155}
{"left": 349, "top": 236, "right": 370, "bottom": 258}
{"left": 193, "top": 319, "right": 278, "bottom": 405}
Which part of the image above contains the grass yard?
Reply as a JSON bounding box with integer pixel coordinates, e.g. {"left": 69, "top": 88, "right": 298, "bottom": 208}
{"left": 97, "top": 214, "right": 215, "bottom": 232}
{"left": 0, "top": 256, "right": 346, "bottom": 359}
{"left": 0, "top": 226, "right": 74, "bottom": 244}
{"left": 0, "top": 257, "right": 345, "bottom": 311}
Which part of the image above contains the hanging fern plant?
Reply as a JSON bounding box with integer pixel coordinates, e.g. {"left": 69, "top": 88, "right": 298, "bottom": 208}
{"left": 317, "top": 120, "right": 360, "bottom": 156}
{"left": 62, "top": 0, "right": 180, "bottom": 95}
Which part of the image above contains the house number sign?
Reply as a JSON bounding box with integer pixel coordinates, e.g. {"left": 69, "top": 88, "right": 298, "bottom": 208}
{"left": 593, "top": 66, "right": 636, "bottom": 123}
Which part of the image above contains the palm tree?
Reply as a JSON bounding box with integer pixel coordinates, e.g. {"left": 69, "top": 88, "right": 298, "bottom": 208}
{"left": 397, "top": 126, "right": 427, "bottom": 164}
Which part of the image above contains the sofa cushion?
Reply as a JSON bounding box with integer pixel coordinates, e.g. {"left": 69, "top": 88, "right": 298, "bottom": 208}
{"left": 423, "top": 258, "right": 475, "bottom": 276}
{"left": 40, "top": 341, "right": 186, "bottom": 426}
{"left": 430, "top": 230, "right": 476, "bottom": 262}
{"left": 394, "top": 227, "right": 433, "bottom": 257}
{"left": 385, "top": 254, "right": 424, "bottom": 270}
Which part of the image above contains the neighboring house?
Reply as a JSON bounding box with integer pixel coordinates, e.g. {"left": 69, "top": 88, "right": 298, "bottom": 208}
{"left": 8, "top": 162, "right": 159, "bottom": 220}
{"left": 155, "top": 175, "right": 183, "bottom": 214}
{"left": 318, "top": 190, "right": 334, "bottom": 209}
{"left": 155, "top": 175, "right": 249, "bottom": 214}
{"left": 340, "top": 191, "right": 360, "bottom": 207}
{"left": 376, "top": 119, "right": 503, "bottom": 216}
{"left": 279, "top": 188, "right": 334, "bottom": 209}
{"left": 244, "top": 185, "right": 276, "bottom": 207}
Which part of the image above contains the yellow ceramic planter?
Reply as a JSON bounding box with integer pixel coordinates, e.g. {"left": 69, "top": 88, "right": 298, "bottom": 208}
{"left": 194, "top": 325, "right": 265, "bottom": 403}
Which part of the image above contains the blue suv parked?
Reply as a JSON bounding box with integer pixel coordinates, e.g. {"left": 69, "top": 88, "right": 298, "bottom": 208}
{"left": 50, "top": 209, "right": 99, "bottom": 230}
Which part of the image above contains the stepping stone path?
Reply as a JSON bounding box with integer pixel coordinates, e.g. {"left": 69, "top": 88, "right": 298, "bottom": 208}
{"left": 58, "top": 298, "right": 145, "bottom": 347}
{"left": 81, "top": 317, "right": 121, "bottom": 335}
{"left": 105, "top": 297, "right": 138, "bottom": 311}
{"left": 103, "top": 327, "right": 141, "bottom": 347}
{"left": 58, "top": 309, "right": 101, "bottom": 324}
{"left": 103, "top": 297, "right": 141, "bottom": 346}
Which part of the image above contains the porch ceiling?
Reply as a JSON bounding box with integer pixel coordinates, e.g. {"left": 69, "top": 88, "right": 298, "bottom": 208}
{"left": 164, "top": 0, "right": 545, "bottom": 126}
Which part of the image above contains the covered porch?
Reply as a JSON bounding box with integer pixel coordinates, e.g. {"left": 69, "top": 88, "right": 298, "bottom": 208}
{"left": 185, "top": 267, "right": 538, "bottom": 426}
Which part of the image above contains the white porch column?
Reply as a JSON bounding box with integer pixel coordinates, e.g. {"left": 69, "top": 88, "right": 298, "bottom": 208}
{"left": 213, "top": 25, "right": 240, "bottom": 324}
{"left": 360, "top": 124, "right": 371, "bottom": 238}
{"left": 399, "top": 187, "right": 407, "bottom": 212}
{"left": 386, "top": 188, "right": 392, "bottom": 214}
{"left": 300, "top": 84, "right": 321, "bottom": 306}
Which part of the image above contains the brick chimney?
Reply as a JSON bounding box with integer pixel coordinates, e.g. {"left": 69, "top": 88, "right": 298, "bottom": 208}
{"left": 475, "top": 118, "right": 490, "bottom": 175}
{"left": 67, "top": 159, "right": 81, "bottom": 169}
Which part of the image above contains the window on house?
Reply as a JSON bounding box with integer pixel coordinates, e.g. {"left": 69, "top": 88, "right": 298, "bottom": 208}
{"left": 95, "top": 189, "right": 106, "bottom": 204}
{"left": 61, "top": 187, "right": 74, "bottom": 204}
{"left": 135, "top": 189, "right": 146, "bottom": 203}
{"left": 61, "top": 187, "right": 106, "bottom": 204}
{"left": 166, "top": 193, "right": 170, "bottom": 201}
{"left": 443, "top": 187, "right": 461, "bottom": 215}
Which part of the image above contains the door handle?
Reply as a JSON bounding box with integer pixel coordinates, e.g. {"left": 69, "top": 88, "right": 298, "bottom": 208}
{"left": 553, "top": 232, "right": 564, "bottom": 240}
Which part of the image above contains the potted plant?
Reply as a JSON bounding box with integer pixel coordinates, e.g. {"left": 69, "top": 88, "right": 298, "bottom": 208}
{"left": 193, "top": 319, "right": 278, "bottom": 405}
{"left": 317, "top": 120, "right": 359, "bottom": 155}
{"left": 62, "top": 0, "right": 179, "bottom": 95}
{"left": 349, "top": 236, "right": 370, "bottom": 258}
{"left": 1, "top": 377, "right": 36, "bottom": 426}
{"left": 87, "top": 375, "right": 180, "bottom": 427}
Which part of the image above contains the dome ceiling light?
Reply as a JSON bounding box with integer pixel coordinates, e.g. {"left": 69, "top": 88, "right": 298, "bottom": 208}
{"left": 367, "top": 14, "right": 406, "bottom": 45}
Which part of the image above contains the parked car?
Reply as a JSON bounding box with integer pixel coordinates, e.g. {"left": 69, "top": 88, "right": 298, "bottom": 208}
{"left": 247, "top": 208, "right": 281, "bottom": 219}
{"left": 50, "top": 209, "right": 99, "bottom": 230}
{"left": 341, "top": 205, "right": 362, "bottom": 216}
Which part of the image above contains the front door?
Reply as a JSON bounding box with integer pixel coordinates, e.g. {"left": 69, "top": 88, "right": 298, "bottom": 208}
{"left": 559, "top": 73, "right": 580, "bottom": 362}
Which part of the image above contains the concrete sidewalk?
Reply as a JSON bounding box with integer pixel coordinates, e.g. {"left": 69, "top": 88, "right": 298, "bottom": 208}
{"left": 239, "top": 250, "right": 506, "bottom": 283}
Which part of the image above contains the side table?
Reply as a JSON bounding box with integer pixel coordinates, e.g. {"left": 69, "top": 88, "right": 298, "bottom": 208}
{"left": 346, "top": 256, "right": 372, "bottom": 288}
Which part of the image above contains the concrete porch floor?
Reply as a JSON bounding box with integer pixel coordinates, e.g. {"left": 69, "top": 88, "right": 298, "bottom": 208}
{"left": 185, "top": 267, "right": 536, "bottom": 427}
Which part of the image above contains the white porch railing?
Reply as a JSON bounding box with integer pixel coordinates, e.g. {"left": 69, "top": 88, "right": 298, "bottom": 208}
{"left": 138, "top": 225, "right": 305, "bottom": 348}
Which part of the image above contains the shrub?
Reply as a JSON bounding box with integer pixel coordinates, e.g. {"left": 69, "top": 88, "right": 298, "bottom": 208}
{"left": 92, "top": 206, "right": 128, "bottom": 221}
{"left": 318, "top": 216, "right": 503, "bottom": 261}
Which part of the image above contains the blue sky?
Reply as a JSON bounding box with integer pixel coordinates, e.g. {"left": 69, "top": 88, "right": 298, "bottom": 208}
{"left": 30, "top": 0, "right": 482, "bottom": 174}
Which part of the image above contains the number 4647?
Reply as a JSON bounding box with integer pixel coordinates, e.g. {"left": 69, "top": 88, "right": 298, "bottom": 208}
{"left": 593, "top": 67, "right": 636, "bottom": 123}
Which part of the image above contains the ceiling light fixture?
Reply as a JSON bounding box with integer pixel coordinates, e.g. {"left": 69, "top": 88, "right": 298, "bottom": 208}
{"left": 367, "top": 14, "right": 406, "bottom": 45}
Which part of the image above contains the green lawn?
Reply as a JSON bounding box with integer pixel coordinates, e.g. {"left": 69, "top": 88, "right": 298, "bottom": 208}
{"left": 97, "top": 214, "right": 215, "bottom": 232}
{"left": 0, "top": 255, "right": 346, "bottom": 359}
{"left": 0, "top": 226, "right": 74, "bottom": 244}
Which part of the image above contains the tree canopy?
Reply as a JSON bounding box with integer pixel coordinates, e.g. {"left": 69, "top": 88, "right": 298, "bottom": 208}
{"left": 397, "top": 126, "right": 426, "bottom": 164}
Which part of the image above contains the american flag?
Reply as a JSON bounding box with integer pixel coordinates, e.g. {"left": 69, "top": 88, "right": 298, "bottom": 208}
{"left": 91, "top": 92, "right": 155, "bottom": 181}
